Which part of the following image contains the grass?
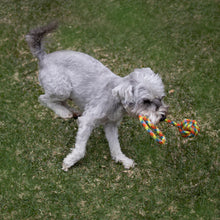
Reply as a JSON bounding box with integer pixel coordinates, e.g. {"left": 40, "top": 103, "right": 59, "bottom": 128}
{"left": 0, "top": 0, "right": 219, "bottom": 219}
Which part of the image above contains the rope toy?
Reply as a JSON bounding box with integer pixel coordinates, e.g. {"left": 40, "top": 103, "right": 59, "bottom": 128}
{"left": 139, "top": 115, "right": 200, "bottom": 144}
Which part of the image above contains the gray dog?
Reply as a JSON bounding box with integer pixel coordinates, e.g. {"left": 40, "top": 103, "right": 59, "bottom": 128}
{"left": 26, "top": 22, "right": 168, "bottom": 171}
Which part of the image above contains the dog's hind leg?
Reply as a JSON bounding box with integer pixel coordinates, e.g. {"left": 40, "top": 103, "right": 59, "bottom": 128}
{"left": 39, "top": 94, "right": 73, "bottom": 119}
{"left": 104, "top": 123, "right": 135, "bottom": 169}
{"left": 62, "top": 114, "right": 95, "bottom": 171}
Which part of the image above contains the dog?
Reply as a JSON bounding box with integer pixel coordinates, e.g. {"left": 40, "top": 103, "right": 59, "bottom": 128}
{"left": 26, "top": 22, "right": 168, "bottom": 171}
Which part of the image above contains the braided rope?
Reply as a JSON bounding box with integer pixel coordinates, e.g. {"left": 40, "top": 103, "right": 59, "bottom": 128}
{"left": 139, "top": 115, "right": 200, "bottom": 144}
{"left": 139, "top": 115, "right": 166, "bottom": 144}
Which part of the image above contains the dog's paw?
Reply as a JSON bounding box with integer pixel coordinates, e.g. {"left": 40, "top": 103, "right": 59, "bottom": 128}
{"left": 56, "top": 110, "right": 73, "bottom": 119}
{"left": 62, "top": 162, "right": 70, "bottom": 172}
{"left": 114, "top": 155, "right": 135, "bottom": 169}
{"left": 122, "top": 158, "right": 136, "bottom": 169}
{"left": 60, "top": 112, "right": 73, "bottom": 119}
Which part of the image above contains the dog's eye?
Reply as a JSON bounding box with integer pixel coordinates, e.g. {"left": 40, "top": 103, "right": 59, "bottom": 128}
{"left": 143, "top": 99, "right": 151, "bottom": 105}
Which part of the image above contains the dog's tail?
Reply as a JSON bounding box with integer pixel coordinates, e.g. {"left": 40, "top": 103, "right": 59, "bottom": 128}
{"left": 26, "top": 21, "right": 58, "bottom": 61}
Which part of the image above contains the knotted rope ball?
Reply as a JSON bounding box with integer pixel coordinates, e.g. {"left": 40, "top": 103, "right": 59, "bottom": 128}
{"left": 165, "top": 118, "right": 200, "bottom": 138}
{"left": 139, "top": 115, "right": 200, "bottom": 144}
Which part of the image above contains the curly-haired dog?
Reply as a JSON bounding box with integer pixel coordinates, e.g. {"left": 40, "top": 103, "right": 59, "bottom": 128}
{"left": 26, "top": 22, "right": 168, "bottom": 171}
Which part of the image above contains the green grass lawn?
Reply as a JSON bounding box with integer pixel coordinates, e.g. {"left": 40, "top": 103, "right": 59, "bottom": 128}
{"left": 0, "top": 0, "right": 219, "bottom": 219}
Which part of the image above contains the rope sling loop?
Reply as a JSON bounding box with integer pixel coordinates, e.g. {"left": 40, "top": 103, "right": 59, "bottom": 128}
{"left": 139, "top": 115, "right": 200, "bottom": 144}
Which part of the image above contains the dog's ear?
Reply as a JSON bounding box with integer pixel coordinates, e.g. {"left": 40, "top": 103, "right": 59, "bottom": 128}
{"left": 112, "top": 83, "right": 134, "bottom": 104}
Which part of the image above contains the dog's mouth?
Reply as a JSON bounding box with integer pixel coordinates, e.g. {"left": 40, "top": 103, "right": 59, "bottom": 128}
{"left": 159, "top": 113, "right": 166, "bottom": 122}
{"left": 140, "top": 106, "right": 168, "bottom": 124}
{"left": 126, "top": 100, "right": 169, "bottom": 124}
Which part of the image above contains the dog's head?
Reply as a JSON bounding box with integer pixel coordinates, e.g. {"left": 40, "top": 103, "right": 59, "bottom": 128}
{"left": 113, "top": 68, "right": 168, "bottom": 124}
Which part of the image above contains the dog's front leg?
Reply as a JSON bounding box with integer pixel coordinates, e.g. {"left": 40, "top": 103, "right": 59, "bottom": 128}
{"left": 104, "top": 123, "right": 135, "bottom": 169}
{"left": 62, "top": 115, "right": 95, "bottom": 171}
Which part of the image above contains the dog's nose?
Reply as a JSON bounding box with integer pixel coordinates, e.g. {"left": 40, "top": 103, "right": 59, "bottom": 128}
{"left": 160, "top": 114, "right": 166, "bottom": 122}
